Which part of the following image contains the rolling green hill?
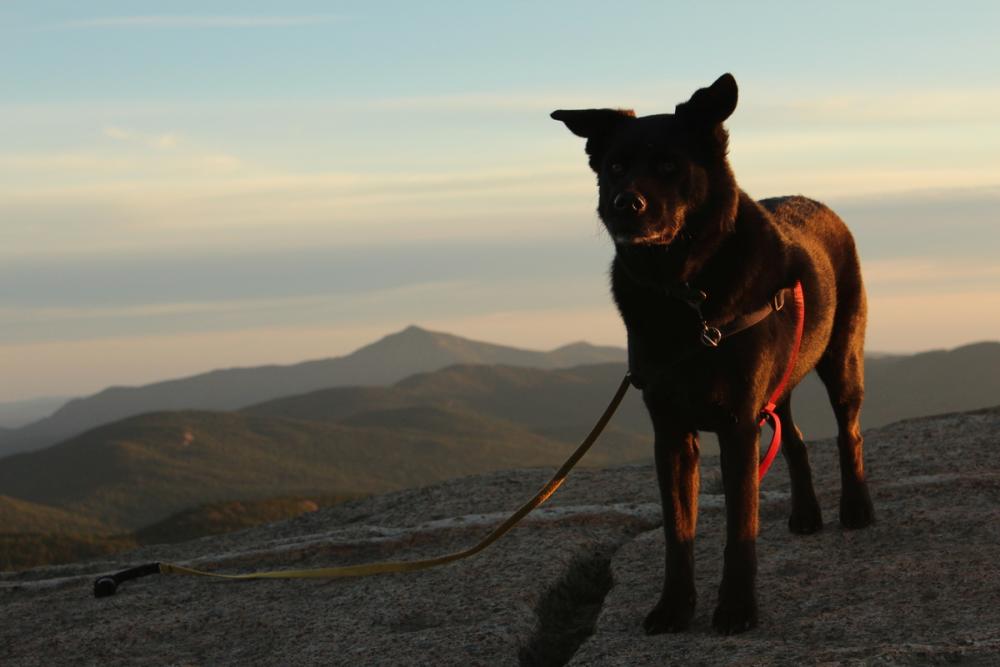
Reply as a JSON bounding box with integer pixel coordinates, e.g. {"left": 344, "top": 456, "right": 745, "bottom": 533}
{"left": 245, "top": 362, "right": 653, "bottom": 447}
{"left": 0, "top": 495, "right": 109, "bottom": 534}
{"left": 0, "top": 397, "right": 647, "bottom": 532}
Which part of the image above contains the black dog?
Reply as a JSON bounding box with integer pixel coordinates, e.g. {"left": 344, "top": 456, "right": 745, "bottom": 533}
{"left": 552, "top": 74, "right": 874, "bottom": 634}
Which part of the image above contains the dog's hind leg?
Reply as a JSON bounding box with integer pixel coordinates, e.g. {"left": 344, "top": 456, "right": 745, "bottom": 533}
{"left": 775, "top": 397, "right": 823, "bottom": 534}
{"left": 816, "top": 291, "right": 875, "bottom": 529}
{"left": 642, "top": 409, "right": 700, "bottom": 634}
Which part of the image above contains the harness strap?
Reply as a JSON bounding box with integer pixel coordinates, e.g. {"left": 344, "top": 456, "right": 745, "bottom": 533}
{"left": 756, "top": 281, "right": 805, "bottom": 479}
{"left": 676, "top": 285, "right": 794, "bottom": 349}
{"left": 715, "top": 287, "right": 794, "bottom": 341}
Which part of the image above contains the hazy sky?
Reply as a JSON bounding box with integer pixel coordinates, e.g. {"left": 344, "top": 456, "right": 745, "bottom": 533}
{"left": 2, "top": 1, "right": 999, "bottom": 402}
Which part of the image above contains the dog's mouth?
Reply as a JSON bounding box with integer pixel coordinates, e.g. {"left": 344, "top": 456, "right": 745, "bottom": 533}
{"left": 605, "top": 200, "right": 686, "bottom": 248}
{"left": 611, "top": 218, "right": 685, "bottom": 246}
{"left": 613, "top": 228, "right": 679, "bottom": 246}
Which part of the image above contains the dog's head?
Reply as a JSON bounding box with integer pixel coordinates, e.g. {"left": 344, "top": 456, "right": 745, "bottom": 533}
{"left": 552, "top": 74, "right": 740, "bottom": 258}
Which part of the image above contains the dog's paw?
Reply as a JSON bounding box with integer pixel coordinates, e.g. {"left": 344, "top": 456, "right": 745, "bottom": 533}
{"left": 788, "top": 499, "right": 824, "bottom": 535}
{"left": 642, "top": 595, "right": 695, "bottom": 635}
{"left": 711, "top": 598, "right": 758, "bottom": 635}
{"left": 840, "top": 483, "right": 875, "bottom": 529}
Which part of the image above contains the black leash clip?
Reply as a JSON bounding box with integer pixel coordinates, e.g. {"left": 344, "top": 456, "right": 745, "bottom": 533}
{"left": 665, "top": 283, "right": 723, "bottom": 348}
{"left": 94, "top": 562, "right": 162, "bottom": 597}
{"left": 678, "top": 286, "right": 722, "bottom": 348}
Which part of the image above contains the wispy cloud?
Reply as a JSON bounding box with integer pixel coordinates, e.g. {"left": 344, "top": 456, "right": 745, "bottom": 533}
{"left": 358, "top": 86, "right": 1000, "bottom": 124}
{"left": 49, "top": 14, "right": 341, "bottom": 30}
{"left": 736, "top": 163, "right": 1000, "bottom": 200}
{"left": 754, "top": 89, "right": 1000, "bottom": 124}
{"left": 0, "top": 294, "right": 341, "bottom": 327}
{"left": 103, "top": 125, "right": 180, "bottom": 150}
{"left": 4, "top": 83, "right": 998, "bottom": 125}
{"left": 0, "top": 153, "right": 136, "bottom": 171}
{"left": 102, "top": 125, "right": 132, "bottom": 141}
{"left": 0, "top": 165, "right": 594, "bottom": 259}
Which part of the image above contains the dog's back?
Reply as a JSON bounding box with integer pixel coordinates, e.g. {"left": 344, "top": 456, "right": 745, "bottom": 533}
{"left": 761, "top": 195, "right": 866, "bottom": 349}
{"left": 760, "top": 195, "right": 863, "bottom": 284}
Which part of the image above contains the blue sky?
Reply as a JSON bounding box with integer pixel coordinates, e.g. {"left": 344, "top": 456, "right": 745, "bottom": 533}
{"left": 2, "top": 1, "right": 999, "bottom": 401}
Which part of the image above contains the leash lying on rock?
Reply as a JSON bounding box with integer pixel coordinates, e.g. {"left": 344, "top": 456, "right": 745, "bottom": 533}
{"left": 94, "top": 372, "right": 633, "bottom": 597}
{"left": 93, "top": 282, "right": 803, "bottom": 598}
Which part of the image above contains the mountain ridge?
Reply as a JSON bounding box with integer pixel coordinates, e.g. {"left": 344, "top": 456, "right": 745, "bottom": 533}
{"left": 0, "top": 326, "right": 625, "bottom": 456}
{"left": 4, "top": 339, "right": 1000, "bottom": 548}
{"left": 5, "top": 326, "right": 997, "bottom": 459}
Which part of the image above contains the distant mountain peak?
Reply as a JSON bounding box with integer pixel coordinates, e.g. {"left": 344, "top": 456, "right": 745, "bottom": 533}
{"left": 401, "top": 324, "right": 430, "bottom": 335}
{"left": 356, "top": 325, "right": 460, "bottom": 356}
{"left": 369, "top": 324, "right": 445, "bottom": 345}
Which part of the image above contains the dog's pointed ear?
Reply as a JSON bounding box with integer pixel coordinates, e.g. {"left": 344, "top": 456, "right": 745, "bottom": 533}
{"left": 551, "top": 108, "right": 634, "bottom": 172}
{"left": 675, "top": 73, "right": 738, "bottom": 126}
{"left": 550, "top": 108, "right": 635, "bottom": 139}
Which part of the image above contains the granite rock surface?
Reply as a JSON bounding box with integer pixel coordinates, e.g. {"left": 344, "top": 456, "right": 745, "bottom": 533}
{"left": 2, "top": 407, "right": 998, "bottom": 666}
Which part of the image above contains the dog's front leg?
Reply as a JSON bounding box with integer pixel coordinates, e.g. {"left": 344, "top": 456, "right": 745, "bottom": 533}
{"left": 643, "top": 411, "right": 700, "bottom": 634}
{"left": 713, "top": 424, "right": 760, "bottom": 634}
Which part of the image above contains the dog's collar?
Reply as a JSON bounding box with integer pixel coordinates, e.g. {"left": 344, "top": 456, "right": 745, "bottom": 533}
{"left": 664, "top": 283, "right": 708, "bottom": 308}
{"left": 667, "top": 283, "right": 794, "bottom": 348}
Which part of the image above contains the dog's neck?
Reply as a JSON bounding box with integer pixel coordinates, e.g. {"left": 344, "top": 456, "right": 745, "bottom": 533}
{"left": 614, "top": 191, "right": 786, "bottom": 319}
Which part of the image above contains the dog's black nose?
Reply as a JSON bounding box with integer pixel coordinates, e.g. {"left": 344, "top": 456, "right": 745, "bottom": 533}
{"left": 613, "top": 191, "right": 647, "bottom": 214}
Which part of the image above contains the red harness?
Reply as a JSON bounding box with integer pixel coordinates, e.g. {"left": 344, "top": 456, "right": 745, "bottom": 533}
{"left": 645, "top": 279, "right": 807, "bottom": 480}
{"left": 757, "top": 281, "right": 805, "bottom": 479}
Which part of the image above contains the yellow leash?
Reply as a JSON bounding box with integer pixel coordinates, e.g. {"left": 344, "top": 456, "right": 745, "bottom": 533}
{"left": 94, "top": 373, "right": 632, "bottom": 596}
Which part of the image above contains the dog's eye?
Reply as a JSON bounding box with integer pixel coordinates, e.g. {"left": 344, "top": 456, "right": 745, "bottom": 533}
{"left": 609, "top": 162, "right": 625, "bottom": 175}
{"left": 658, "top": 160, "right": 677, "bottom": 175}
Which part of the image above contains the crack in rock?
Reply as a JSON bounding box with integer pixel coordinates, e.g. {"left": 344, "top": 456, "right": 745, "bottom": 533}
{"left": 518, "top": 548, "right": 616, "bottom": 667}
{"left": 517, "top": 512, "right": 659, "bottom": 667}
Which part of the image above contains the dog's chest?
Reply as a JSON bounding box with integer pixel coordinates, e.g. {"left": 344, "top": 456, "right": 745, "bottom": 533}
{"left": 642, "top": 366, "right": 744, "bottom": 432}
